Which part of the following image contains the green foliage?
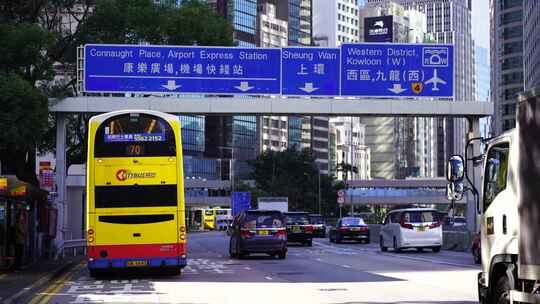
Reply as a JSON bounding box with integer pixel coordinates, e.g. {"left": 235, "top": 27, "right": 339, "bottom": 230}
{"left": 0, "top": 0, "right": 235, "bottom": 184}
{"left": 0, "top": 73, "right": 48, "bottom": 151}
{"left": 0, "top": 73, "right": 48, "bottom": 184}
{"left": 0, "top": 23, "right": 56, "bottom": 83}
{"left": 77, "top": 0, "right": 233, "bottom": 46}
{"left": 248, "top": 149, "right": 340, "bottom": 215}
{"left": 166, "top": 0, "right": 234, "bottom": 46}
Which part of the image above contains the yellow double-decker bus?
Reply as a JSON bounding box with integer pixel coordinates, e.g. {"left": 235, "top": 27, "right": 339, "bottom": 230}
{"left": 86, "top": 110, "right": 187, "bottom": 276}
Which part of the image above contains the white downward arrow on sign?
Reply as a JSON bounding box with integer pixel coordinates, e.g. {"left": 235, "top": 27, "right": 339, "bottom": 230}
{"left": 388, "top": 83, "right": 407, "bottom": 94}
{"left": 235, "top": 81, "right": 254, "bottom": 92}
{"left": 299, "top": 82, "right": 319, "bottom": 93}
{"left": 162, "top": 80, "right": 181, "bottom": 91}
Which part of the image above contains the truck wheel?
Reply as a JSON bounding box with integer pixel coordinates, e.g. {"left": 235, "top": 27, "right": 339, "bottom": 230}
{"left": 492, "top": 276, "right": 511, "bottom": 304}
{"left": 380, "top": 236, "right": 387, "bottom": 252}
{"left": 432, "top": 246, "right": 441, "bottom": 253}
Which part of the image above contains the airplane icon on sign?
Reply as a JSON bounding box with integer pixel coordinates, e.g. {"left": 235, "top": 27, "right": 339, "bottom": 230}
{"left": 424, "top": 69, "right": 446, "bottom": 91}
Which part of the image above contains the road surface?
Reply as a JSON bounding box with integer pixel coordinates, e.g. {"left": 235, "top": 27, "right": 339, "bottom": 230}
{"left": 28, "top": 231, "right": 479, "bottom": 304}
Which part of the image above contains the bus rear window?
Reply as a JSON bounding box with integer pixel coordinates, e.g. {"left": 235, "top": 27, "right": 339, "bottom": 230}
{"left": 94, "top": 113, "right": 176, "bottom": 157}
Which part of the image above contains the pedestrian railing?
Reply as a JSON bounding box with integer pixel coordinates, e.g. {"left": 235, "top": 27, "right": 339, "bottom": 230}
{"left": 55, "top": 239, "right": 87, "bottom": 260}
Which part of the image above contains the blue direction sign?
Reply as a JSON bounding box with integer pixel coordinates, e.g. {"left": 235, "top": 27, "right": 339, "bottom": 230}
{"left": 281, "top": 48, "right": 340, "bottom": 96}
{"left": 84, "top": 44, "right": 281, "bottom": 94}
{"left": 340, "top": 43, "right": 454, "bottom": 97}
{"left": 232, "top": 192, "right": 251, "bottom": 217}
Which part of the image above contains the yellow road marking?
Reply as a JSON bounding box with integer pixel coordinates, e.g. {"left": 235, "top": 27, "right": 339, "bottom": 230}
{"left": 29, "top": 261, "right": 85, "bottom": 304}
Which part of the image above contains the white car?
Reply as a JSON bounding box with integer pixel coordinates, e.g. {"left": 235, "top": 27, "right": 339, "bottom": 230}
{"left": 379, "top": 208, "right": 443, "bottom": 253}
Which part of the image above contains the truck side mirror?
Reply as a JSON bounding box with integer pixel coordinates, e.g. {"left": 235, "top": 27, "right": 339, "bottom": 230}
{"left": 446, "top": 155, "right": 465, "bottom": 182}
{"left": 446, "top": 181, "right": 464, "bottom": 201}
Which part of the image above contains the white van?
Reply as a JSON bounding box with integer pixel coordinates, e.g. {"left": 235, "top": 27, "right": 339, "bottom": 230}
{"left": 379, "top": 208, "right": 442, "bottom": 253}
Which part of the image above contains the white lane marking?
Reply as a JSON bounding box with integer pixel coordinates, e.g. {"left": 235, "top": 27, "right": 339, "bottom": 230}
{"left": 380, "top": 252, "right": 478, "bottom": 269}
{"left": 315, "top": 258, "right": 323, "bottom": 262}
{"left": 265, "top": 276, "right": 273, "bottom": 280}
{"left": 314, "top": 239, "right": 477, "bottom": 269}
{"left": 342, "top": 265, "right": 352, "bottom": 268}
{"left": 244, "top": 267, "right": 252, "bottom": 270}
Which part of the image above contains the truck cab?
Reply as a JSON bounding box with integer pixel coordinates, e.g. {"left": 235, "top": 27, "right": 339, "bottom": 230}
{"left": 446, "top": 87, "right": 540, "bottom": 304}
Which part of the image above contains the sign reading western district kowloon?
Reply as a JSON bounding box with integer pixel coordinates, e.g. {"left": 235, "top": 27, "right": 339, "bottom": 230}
{"left": 83, "top": 43, "right": 454, "bottom": 98}
{"left": 341, "top": 43, "right": 454, "bottom": 97}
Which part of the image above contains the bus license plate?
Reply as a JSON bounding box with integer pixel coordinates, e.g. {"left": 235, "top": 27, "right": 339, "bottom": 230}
{"left": 293, "top": 226, "right": 301, "bottom": 233}
{"left": 258, "top": 230, "right": 269, "bottom": 236}
{"left": 127, "top": 260, "right": 148, "bottom": 267}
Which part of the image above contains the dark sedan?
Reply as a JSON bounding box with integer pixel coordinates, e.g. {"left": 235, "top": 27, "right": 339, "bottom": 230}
{"left": 284, "top": 212, "right": 314, "bottom": 246}
{"left": 329, "top": 217, "right": 370, "bottom": 244}
{"left": 309, "top": 214, "right": 326, "bottom": 238}
{"left": 229, "top": 210, "right": 287, "bottom": 259}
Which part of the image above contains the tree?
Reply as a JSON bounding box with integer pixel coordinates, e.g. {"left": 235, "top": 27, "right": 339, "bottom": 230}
{"left": 0, "top": 22, "right": 55, "bottom": 184}
{"left": 0, "top": 73, "right": 48, "bottom": 184}
{"left": 248, "top": 148, "right": 340, "bottom": 214}
{"left": 0, "top": 0, "right": 235, "bottom": 184}
{"left": 59, "top": 0, "right": 234, "bottom": 168}
{"left": 77, "top": 0, "right": 233, "bottom": 46}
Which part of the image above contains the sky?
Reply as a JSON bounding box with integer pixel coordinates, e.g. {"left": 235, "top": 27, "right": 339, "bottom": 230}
{"left": 472, "top": 0, "right": 490, "bottom": 50}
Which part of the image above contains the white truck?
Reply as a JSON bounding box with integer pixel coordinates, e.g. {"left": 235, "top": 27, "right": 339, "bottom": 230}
{"left": 447, "top": 87, "right": 540, "bottom": 303}
{"left": 257, "top": 197, "right": 288, "bottom": 213}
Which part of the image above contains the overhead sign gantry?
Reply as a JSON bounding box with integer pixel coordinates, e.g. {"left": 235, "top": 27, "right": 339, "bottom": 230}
{"left": 83, "top": 43, "right": 454, "bottom": 98}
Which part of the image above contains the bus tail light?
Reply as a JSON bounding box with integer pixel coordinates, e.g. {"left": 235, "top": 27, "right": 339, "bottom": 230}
{"left": 180, "top": 226, "right": 186, "bottom": 233}
{"left": 304, "top": 225, "right": 314, "bottom": 233}
{"left": 87, "top": 228, "right": 95, "bottom": 243}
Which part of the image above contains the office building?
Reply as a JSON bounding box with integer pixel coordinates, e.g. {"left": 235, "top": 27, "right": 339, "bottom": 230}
{"left": 490, "top": 0, "right": 523, "bottom": 134}
{"left": 311, "top": 0, "right": 359, "bottom": 175}
{"left": 368, "top": 0, "right": 475, "bottom": 176}
{"left": 524, "top": 0, "right": 540, "bottom": 91}
{"left": 257, "top": 3, "right": 289, "bottom": 152}
{"left": 357, "top": 1, "right": 435, "bottom": 179}
{"left": 329, "top": 117, "right": 371, "bottom": 180}
{"left": 313, "top": 0, "right": 360, "bottom": 46}
{"left": 475, "top": 45, "right": 491, "bottom": 138}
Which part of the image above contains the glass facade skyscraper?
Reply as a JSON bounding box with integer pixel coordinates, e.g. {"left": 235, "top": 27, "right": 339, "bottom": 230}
{"left": 524, "top": 0, "right": 540, "bottom": 91}
{"left": 490, "top": 0, "right": 524, "bottom": 134}
{"left": 229, "top": 0, "right": 258, "bottom": 46}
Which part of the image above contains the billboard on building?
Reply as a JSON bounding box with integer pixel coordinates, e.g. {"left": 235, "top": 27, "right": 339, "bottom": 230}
{"left": 364, "top": 16, "right": 394, "bottom": 42}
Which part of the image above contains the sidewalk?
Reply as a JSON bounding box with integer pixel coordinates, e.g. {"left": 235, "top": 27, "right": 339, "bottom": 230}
{"left": 0, "top": 256, "right": 84, "bottom": 304}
